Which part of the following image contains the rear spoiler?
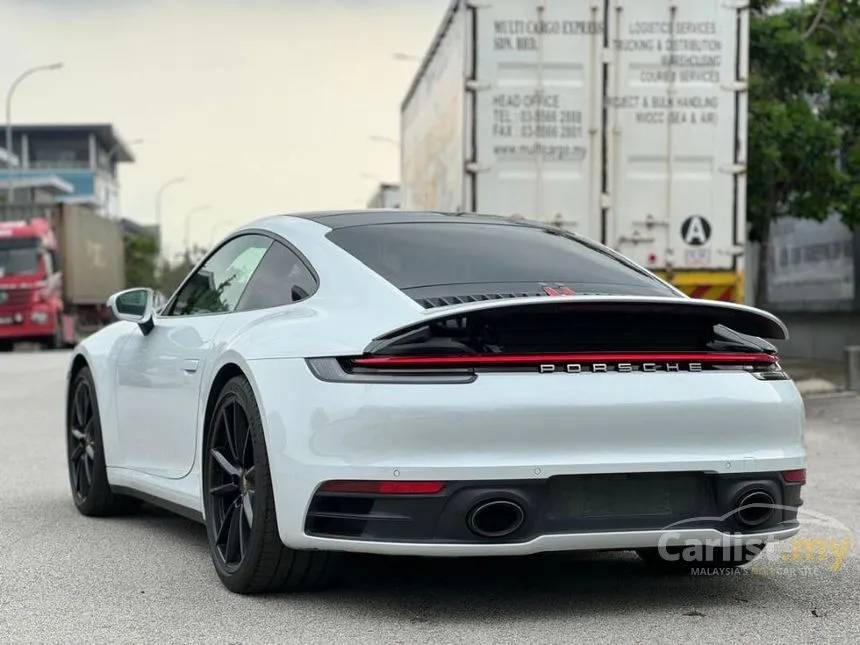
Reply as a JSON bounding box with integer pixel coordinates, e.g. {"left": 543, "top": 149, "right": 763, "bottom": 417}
{"left": 366, "top": 295, "right": 788, "bottom": 350}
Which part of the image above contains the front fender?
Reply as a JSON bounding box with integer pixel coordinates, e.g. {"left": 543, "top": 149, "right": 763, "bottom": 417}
{"left": 68, "top": 321, "right": 136, "bottom": 468}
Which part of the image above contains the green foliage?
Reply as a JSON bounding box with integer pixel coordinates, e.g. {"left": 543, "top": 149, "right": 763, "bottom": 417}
{"left": 748, "top": 0, "right": 844, "bottom": 242}
{"left": 746, "top": 0, "right": 860, "bottom": 303}
{"left": 123, "top": 233, "right": 159, "bottom": 290}
{"left": 156, "top": 245, "right": 208, "bottom": 298}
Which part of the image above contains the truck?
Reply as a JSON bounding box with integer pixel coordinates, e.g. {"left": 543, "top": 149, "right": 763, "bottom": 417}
{"left": 0, "top": 203, "right": 125, "bottom": 350}
{"left": 400, "top": 0, "right": 748, "bottom": 302}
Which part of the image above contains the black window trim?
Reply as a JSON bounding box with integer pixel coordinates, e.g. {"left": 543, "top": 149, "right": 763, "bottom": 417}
{"left": 160, "top": 228, "right": 321, "bottom": 319}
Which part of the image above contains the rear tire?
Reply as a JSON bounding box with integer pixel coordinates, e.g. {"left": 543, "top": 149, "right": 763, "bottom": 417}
{"left": 636, "top": 542, "right": 767, "bottom": 574}
{"left": 67, "top": 366, "right": 140, "bottom": 516}
{"left": 202, "top": 375, "right": 342, "bottom": 594}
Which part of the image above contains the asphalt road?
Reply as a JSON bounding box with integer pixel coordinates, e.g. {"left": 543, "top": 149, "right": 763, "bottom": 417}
{"left": 2, "top": 350, "right": 859, "bottom": 644}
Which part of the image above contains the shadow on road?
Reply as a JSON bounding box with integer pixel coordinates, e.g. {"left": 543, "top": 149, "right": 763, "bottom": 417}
{"left": 116, "top": 503, "right": 769, "bottom": 621}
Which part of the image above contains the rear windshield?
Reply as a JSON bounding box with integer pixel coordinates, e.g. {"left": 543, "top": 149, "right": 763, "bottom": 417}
{"left": 326, "top": 222, "right": 676, "bottom": 299}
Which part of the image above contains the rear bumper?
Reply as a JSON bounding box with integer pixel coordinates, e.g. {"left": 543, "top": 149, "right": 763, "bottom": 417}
{"left": 304, "top": 472, "right": 803, "bottom": 545}
{"left": 244, "top": 358, "right": 806, "bottom": 554}
{"left": 285, "top": 527, "right": 801, "bottom": 558}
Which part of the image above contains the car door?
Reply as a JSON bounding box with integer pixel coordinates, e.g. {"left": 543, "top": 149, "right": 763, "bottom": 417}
{"left": 114, "top": 233, "right": 273, "bottom": 477}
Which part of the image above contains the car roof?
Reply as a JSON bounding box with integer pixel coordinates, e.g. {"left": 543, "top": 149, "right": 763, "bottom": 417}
{"left": 280, "top": 209, "right": 550, "bottom": 231}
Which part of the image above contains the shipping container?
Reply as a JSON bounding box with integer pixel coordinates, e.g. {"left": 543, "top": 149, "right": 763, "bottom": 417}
{"left": 53, "top": 204, "right": 125, "bottom": 305}
{"left": 400, "top": 0, "right": 749, "bottom": 302}
{"left": 366, "top": 182, "right": 401, "bottom": 209}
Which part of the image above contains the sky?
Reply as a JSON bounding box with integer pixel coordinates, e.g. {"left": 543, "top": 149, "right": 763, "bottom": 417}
{"left": 1, "top": 0, "right": 448, "bottom": 256}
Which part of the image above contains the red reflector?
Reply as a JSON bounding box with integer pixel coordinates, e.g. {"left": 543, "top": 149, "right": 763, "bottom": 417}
{"left": 318, "top": 480, "right": 444, "bottom": 494}
{"left": 352, "top": 352, "right": 777, "bottom": 368}
{"left": 782, "top": 468, "right": 806, "bottom": 483}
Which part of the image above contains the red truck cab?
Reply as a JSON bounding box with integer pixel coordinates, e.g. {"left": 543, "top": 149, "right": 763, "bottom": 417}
{"left": 0, "top": 218, "right": 70, "bottom": 350}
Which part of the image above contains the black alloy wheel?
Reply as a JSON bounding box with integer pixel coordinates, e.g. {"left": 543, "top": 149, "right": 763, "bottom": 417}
{"left": 68, "top": 377, "right": 96, "bottom": 502}
{"left": 203, "top": 375, "right": 342, "bottom": 594}
{"left": 207, "top": 394, "right": 257, "bottom": 571}
{"left": 66, "top": 366, "right": 139, "bottom": 516}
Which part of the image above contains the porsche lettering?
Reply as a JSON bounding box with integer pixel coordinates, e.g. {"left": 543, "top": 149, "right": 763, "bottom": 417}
{"left": 539, "top": 362, "right": 704, "bottom": 373}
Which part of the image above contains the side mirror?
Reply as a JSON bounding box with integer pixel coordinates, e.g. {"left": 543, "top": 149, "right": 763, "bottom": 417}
{"left": 107, "top": 287, "right": 155, "bottom": 335}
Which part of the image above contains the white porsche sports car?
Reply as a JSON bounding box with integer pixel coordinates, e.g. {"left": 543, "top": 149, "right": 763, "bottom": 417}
{"left": 66, "top": 210, "right": 806, "bottom": 594}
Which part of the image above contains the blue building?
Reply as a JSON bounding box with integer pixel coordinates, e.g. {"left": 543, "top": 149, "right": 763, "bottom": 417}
{"left": 0, "top": 123, "right": 135, "bottom": 218}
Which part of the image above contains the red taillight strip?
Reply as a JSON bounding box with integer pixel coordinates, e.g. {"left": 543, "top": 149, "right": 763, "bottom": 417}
{"left": 351, "top": 352, "right": 778, "bottom": 368}
{"left": 318, "top": 480, "right": 445, "bottom": 494}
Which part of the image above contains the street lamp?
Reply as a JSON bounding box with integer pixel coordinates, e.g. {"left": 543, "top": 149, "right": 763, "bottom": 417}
{"left": 392, "top": 52, "right": 421, "bottom": 62}
{"left": 183, "top": 204, "right": 211, "bottom": 250}
{"left": 369, "top": 135, "right": 399, "bottom": 147}
{"left": 154, "top": 176, "right": 186, "bottom": 252}
{"left": 4, "top": 62, "right": 64, "bottom": 204}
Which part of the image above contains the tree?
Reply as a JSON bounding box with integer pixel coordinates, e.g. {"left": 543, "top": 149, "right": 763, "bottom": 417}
{"left": 746, "top": 0, "right": 857, "bottom": 306}
{"left": 156, "top": 244, "right": 208, "bottom": 297}
{"left": 123, "top": 233, "right": 159, "bottom": 290}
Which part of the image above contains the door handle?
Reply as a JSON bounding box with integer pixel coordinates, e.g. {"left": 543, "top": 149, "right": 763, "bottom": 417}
{"left": 181, "top": 359, "right": 199, "bottom": 374}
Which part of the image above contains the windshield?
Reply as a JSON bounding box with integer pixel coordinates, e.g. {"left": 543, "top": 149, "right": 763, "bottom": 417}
{"left": 0, "top": 238, "right": 40, "bottom": 278}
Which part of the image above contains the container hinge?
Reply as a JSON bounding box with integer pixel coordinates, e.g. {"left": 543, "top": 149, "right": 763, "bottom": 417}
{"left": 466, "top": 0, "right": 491, "bottom": 8}
{"left": 722, "top": 1, "right": 749, "bottom": 10}
{"left": 721, "top": 245, "right": 746, "bottom": 257}
{"left": 722, "top": 80, "right": 748, "bottom": 93}
{"left": 600, "top": 193, "right": 612, "bottom": 209}
{"left": 465, "top": 79, "right": 492, "bottom": 92}
{"left": 617, "top": 232, "right": 656, "bottom": 245}
{"left": 719, "top": 163, "right": 746, "bottom": 175}
{"left": 635, "top": 214, "right": 669, "bottom": 229}
{"left": 601, "top": 48, "right": 614, "bottom": 65}
{"left": 466, "top": 161, "right": 491, "bottom": 174}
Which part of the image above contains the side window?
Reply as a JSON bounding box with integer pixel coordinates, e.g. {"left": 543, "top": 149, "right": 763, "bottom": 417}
{"left": 168, "top": 234, "right": 272, "bottom": 316}
{"left": 236, "top": 241, "right": 318, "bottom": 312}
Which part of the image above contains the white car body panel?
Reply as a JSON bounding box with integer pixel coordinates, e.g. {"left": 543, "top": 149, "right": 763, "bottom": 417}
{"left": 115, "top": 313, "right": 225, "bottom": 477}
{"left": 245, "top": 357, "right": 805, "bottom": 552}
{"left": 67, "top": 211, "right": 806, "bottom": 558}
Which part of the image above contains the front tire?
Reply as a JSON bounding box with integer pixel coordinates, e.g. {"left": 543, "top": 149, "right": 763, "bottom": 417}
{"left": 636, "top": 542, "right": 767, "bottom": 574}
{"left": 202, "top": 375, "right": 342, "bottom": 594}
{"left": 67, "top": 366, "right": 140, "bottom": 516}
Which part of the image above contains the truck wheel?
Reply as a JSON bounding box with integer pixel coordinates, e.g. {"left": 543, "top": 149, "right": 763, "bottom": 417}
{"left": 51, "top": 318, "right": 64, "bottom": 350}
{"left": 41, "top": 315, "right": 63, "bottom": 351}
